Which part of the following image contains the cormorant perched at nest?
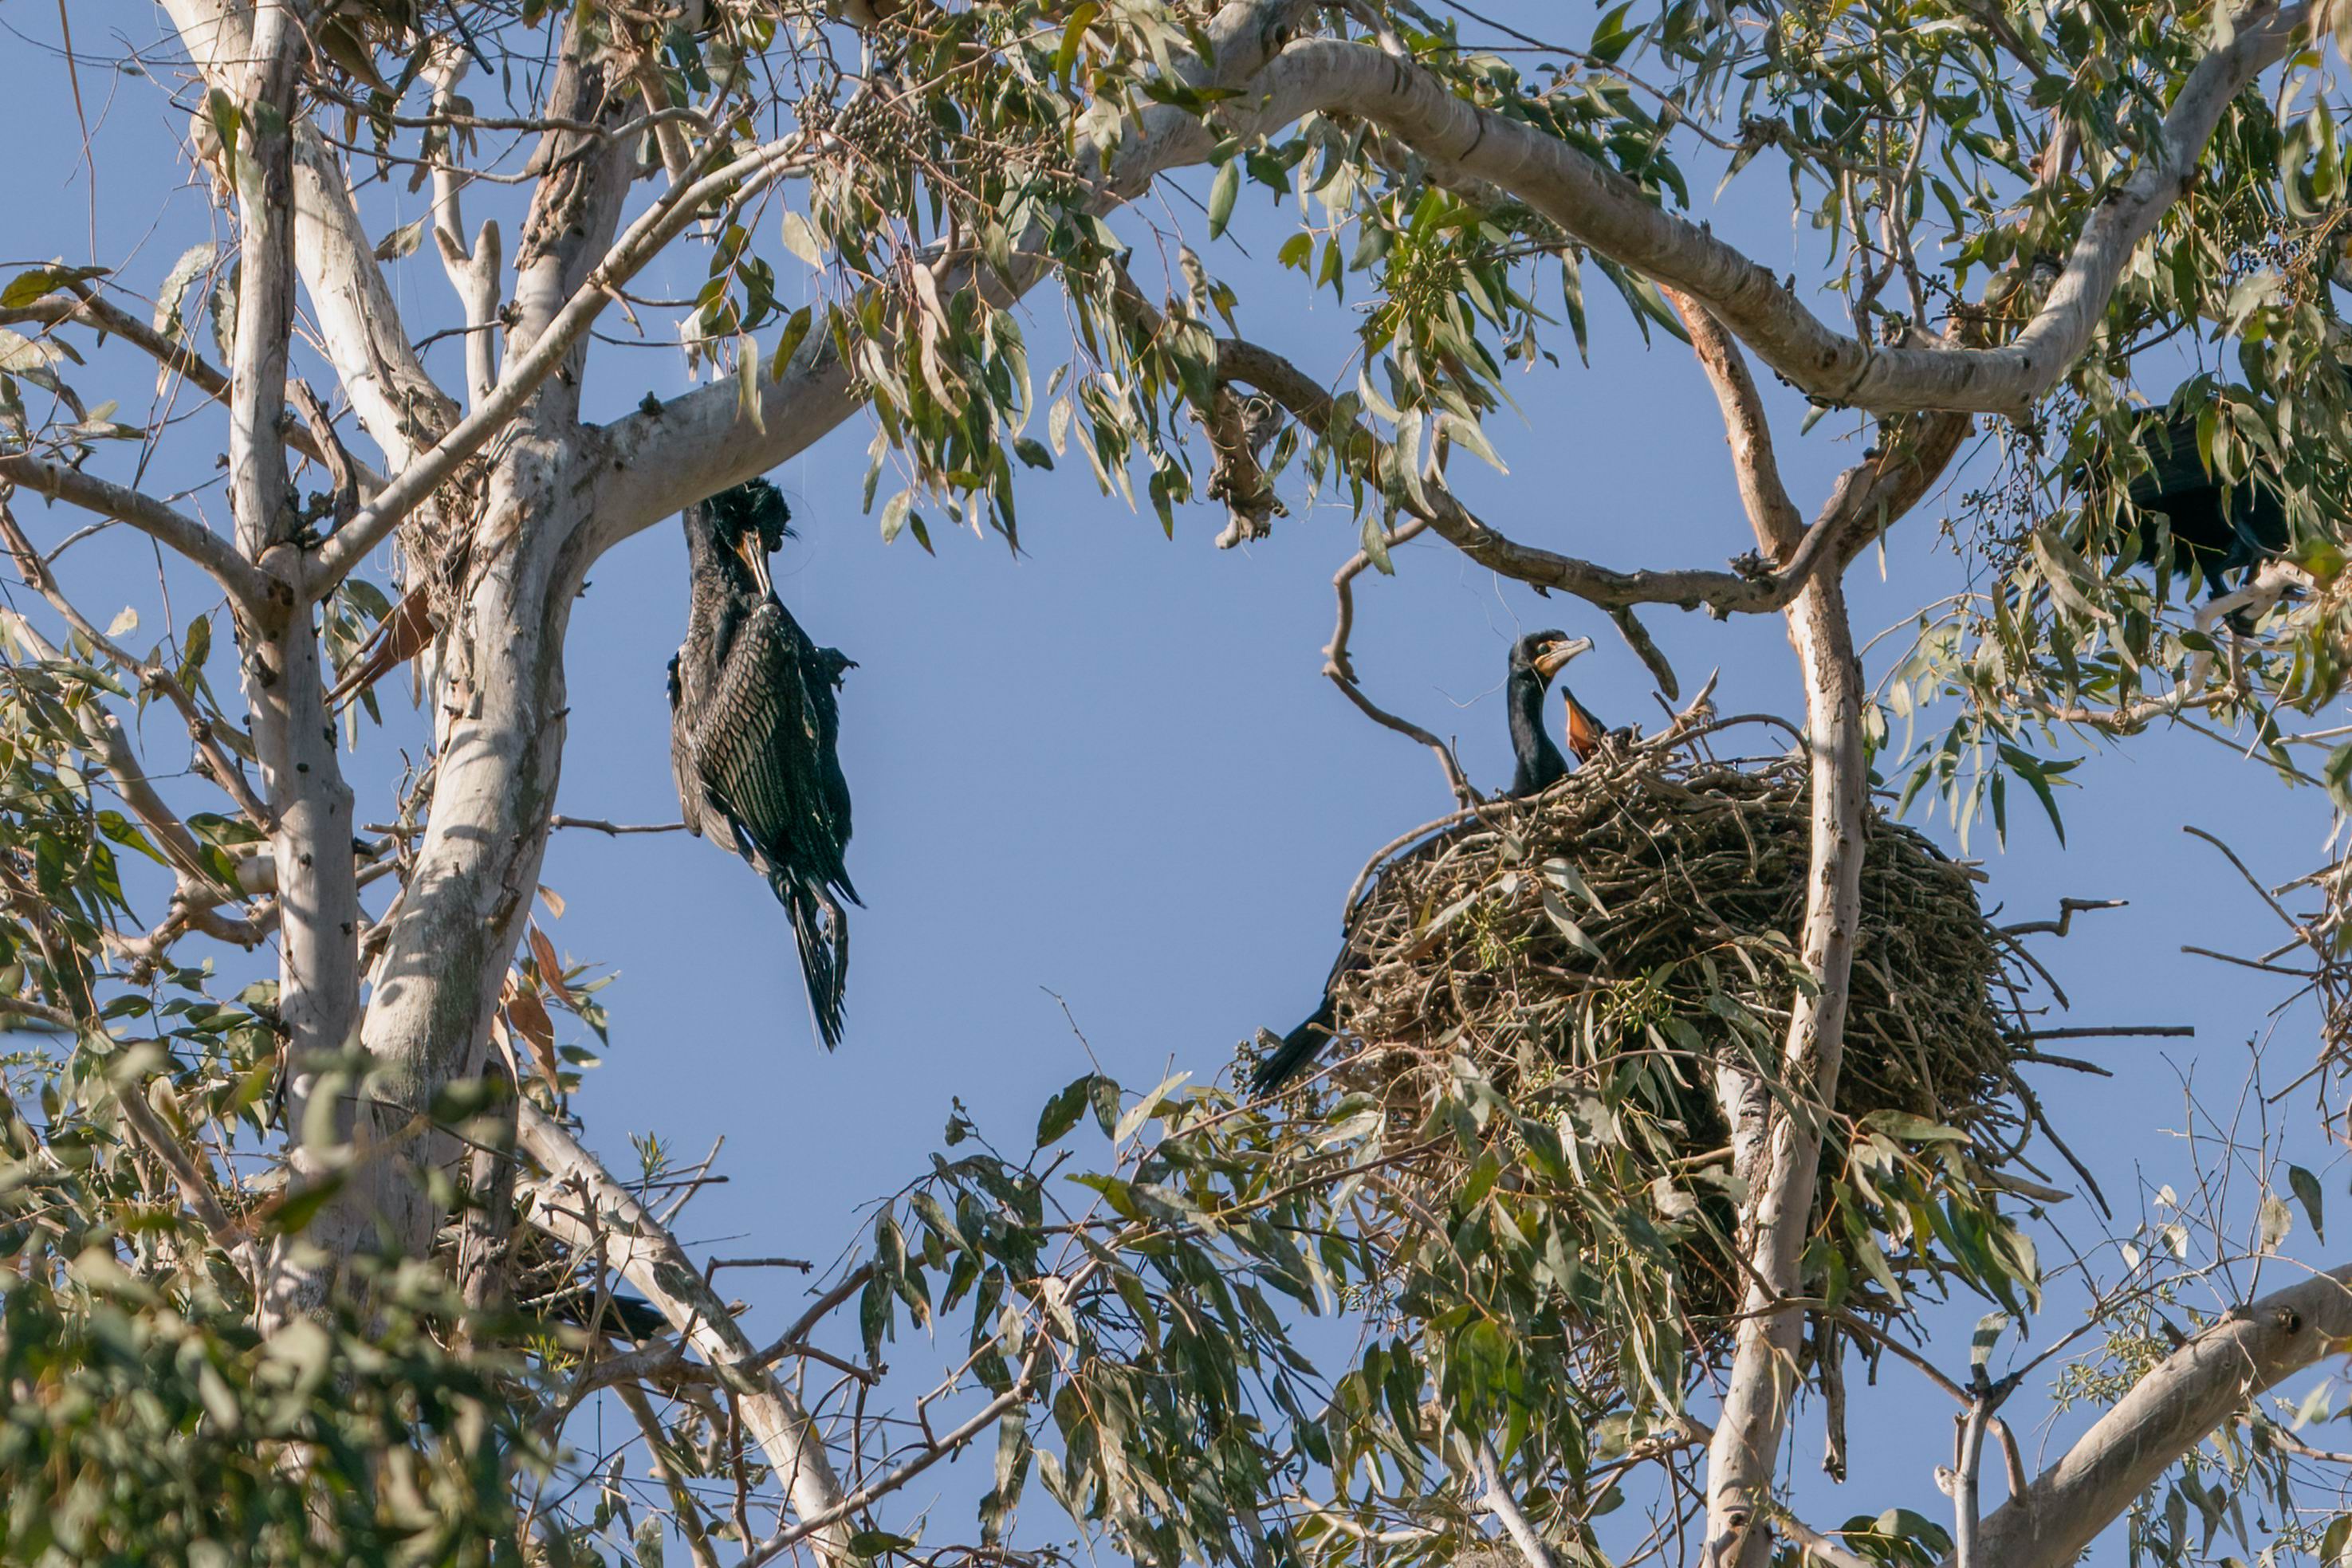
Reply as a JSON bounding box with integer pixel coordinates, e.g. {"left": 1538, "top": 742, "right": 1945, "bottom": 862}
{"left": 2112, "top": 407, "right": 2290, "bottom": 596}
{"left": 1253, "top": 629, "right": 1598, "bottom": 1093}
{"left": 668, "top": 478, "right": 859, "bottom": 1048}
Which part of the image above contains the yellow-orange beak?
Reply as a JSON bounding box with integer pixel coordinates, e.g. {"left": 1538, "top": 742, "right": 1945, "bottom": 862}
{"left": 734, "top": 529, "right": 775, "bottom": 597}
{"left": 1532, "top": 635, "right": 1593, "bottom": 682}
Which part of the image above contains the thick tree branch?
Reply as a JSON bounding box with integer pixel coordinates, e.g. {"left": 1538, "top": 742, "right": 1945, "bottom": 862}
{"left": 595, "top": 0, "right": 2290, "bottom": 555}
{"left": 1666, "top": 290, "right": 1803, "bottom": 556}
{"left": 586, "top": 0, "right": 1320, "bottom": 546}
{"left": 218, "top": 0, "right": 372, "bottom": 1334}
{"left": 1956, "top": 1263, "right": 2352, "bottom": 1568}
{"left": 1214, "top": 328, "right": 1969, "bottom": 613}
{"left": 1239, "top": 6, "right": 2308, "bottom": 414}
{"left": 513, "top": 1102, "right": 852, "bottom": 1566}
{"left": 425, "top": 49, "right": 505, "bottom": 413}
{"left": 163, "top": 0, "right": 460, "bottom": 470}
{"left": 0, "top": 454, "right": 270, "bottom": 607}
{"left": 1701, "top": 562, "right": 1871, "bottom": 1568}
{"left": 1693, "top": 419, "right": 1972, "bottom": 1566}
{"left": 308, "top": 129, "right": 813, "bottom": 591}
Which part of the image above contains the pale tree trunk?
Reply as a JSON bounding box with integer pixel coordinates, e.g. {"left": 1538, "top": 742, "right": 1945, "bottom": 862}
{"left": 1698, "top": 569, "right": 1867, "bottom": 1568}
{"left": 279, "top": 28, "right": 635, "bottom": 1297}
{"left": 1659, "top": 293, "right": 1967, "bottom": 1568}
{"left": 156, "top": 0, "right": 631, "bottom": 1315}
{"left": 210, "top": 0, "right": 370, "bottom": 1332}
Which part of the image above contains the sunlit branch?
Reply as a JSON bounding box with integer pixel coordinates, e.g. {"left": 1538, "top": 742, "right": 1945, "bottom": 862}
{"left": 1665, "top": 290, "right": 1803, "bottom": 556}
{"left": 1959, "top": 1263, "right": 2352, "bottom": 1568}
{"left": 309, "top": 132, "right": 819, "bottom": 592}
{"left": 425, "top": 49, "right": 505, "bottom": 412}
{"left": 1472, "top": 1437, "right": 1559, "bottom": 1568}
{"left": 160, "top": 0, "right": 462, "bottom": 470}
{"left": 1771, "top": 1511, "right": 1878, "bottom": 1568}
{"left": 1208, "top": 325, "right": 1967, "bottom": 614}
{"left": 1241, "top": 2, "right": 2313, "bottom": 414}
{"left": 587, "top": 0, "right": 1321, "bottom": 544}
{"left": 513, "top": 1100, "right": 853, "bottom": 1566}
{"left": 0, "top": 454, "right": 271, "bottom": 607}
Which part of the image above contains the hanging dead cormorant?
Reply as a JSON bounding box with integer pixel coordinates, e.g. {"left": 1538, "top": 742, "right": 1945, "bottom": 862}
{"left": 1252, "top": 629, "right": 1598, "bottom": 1093}
{"left": 667, "top": 478, "right": 859, "bottom": 1048}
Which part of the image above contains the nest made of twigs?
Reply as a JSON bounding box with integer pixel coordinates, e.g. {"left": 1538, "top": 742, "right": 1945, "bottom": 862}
{"left": 1303, "top": 726, "right": 2047, "bottom": 1334}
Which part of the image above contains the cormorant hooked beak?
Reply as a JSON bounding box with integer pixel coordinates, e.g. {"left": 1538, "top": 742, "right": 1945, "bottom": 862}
{"left": 734, "top": 528, "right": 777, "bottom": 598}
{"left": 1532, "top": 634, "right": 1593, "bottom": 682}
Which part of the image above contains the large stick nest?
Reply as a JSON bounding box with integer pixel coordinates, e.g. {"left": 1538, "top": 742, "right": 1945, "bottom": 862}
{"left": 1297, "top": 727, "right": 2055, "bottom": 1331}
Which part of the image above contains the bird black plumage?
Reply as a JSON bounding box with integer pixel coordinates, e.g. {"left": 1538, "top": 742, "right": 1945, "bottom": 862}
{"left": 2101, "top": 405, "right": 2291, "bottom": 598}
{"left": 544, "top": 1285, "right": 671, "bottom": 1342}
{"left": 667, "top": 478, "right": 859, "bottom": 1048}
{"left": 1252, "top": 630, "right": 1597, "bottom": 1093}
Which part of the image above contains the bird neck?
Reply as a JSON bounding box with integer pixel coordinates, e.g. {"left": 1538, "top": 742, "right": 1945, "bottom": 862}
{"left": 1506, "top": 668, "right": 1568, "bottom": 796}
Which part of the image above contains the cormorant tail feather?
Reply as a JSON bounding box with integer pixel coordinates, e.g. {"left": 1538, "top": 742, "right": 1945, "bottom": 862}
{"left": 1251, "top": 997, "right": 1336, "bottom": 1093}
{"left": 771, "top": 864, "right": 848, "bottom": 1051}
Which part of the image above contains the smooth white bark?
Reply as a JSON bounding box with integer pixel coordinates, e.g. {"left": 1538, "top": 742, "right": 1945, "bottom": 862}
{"left": 515, "top": 1102, "right": 852, "bottom": 1566}
{"left": 1965, "top": 1264, "right": 2352, "bottom": 1568}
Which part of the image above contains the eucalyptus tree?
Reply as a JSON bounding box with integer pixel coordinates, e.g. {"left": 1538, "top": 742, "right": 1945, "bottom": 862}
{"left": 5, "top": 0, "right": 2352, "bottom": 1565}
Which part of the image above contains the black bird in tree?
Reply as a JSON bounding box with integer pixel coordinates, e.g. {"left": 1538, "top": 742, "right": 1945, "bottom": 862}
{"left": 1253, "top": 629, "right": 1598, "bottom": 1093}
{"left": 667, "top": 479, "right": 859, "bottom": 1047}
{"left": 2108, "top": 405, "right": 2291, "bottom": 598}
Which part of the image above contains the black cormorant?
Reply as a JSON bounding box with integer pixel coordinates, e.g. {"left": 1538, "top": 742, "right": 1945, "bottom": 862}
{"left": 1252, "top": 629, "right": 1598, "bottom": 1093}
{"left": 667, "top": 478, "right": 859, "bottom": 1048}
{"left": 2110, "top": 407, "right": 2290, "bottom": 596}
{"left": 545, "top": 1285, "right": 671, "bottom": 1342}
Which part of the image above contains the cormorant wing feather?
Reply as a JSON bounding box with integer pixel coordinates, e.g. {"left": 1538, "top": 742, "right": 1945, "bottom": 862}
{"left": 689, "top": 599, "right": 856, "bottom": 1047}
{"left": 2126, "top": 414, "right": 2220, "bottom": 509}
{"left": 690, "top": 601, "right": 851, "bottom": 898}
{"left": 666, "top": 653, "right": 707, "bottom": 840}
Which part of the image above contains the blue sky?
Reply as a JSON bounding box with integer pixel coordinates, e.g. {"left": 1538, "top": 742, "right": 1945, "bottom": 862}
{"left": 8, "top": 3, "right": 2350, "bottom": 1559}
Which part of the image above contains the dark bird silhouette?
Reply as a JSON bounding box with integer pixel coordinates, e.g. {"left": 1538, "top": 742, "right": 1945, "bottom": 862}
{"left": 1252, "top": 630, "right": 1598, "bottom": 1094}
{"left": 667, "top": 478, "right": 859, "bottom": 1048}
{"left": 2106, "top": 406, "right": 2291, "bottom": 597}
{"left": 544, "top": 1285, "right": 671, "bottom": 1342}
